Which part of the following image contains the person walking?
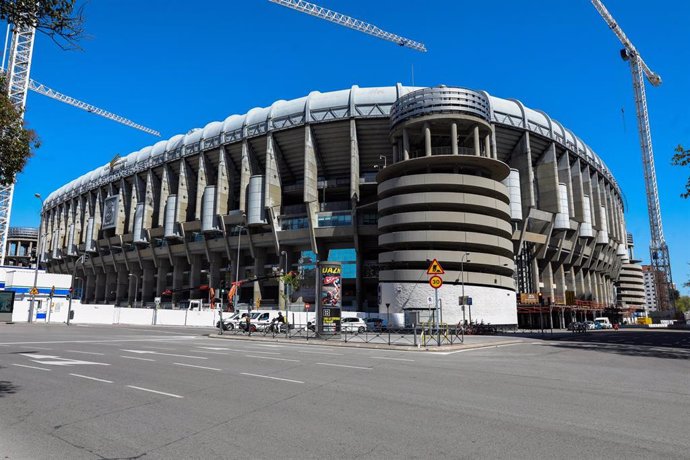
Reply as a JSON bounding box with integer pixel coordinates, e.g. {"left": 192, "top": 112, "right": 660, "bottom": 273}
{"left": 245, "top": 314, "right": 252, "bottom": 336}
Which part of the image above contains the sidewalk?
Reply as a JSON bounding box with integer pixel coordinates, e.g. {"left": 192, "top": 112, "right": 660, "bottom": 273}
{"left": 208, "top": 331, "right": 530, "bottom": 352}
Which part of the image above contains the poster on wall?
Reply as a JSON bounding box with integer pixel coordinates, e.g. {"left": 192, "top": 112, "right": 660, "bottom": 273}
{"left": 0, "top": 291, "right": 15, "bottom": 313}
{"left": 317, "top": 262, "right": 341, "bottom": 334}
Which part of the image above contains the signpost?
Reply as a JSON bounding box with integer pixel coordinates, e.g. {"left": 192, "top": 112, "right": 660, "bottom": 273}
{"left": 426, "top": 259, "right": 444, "bottom": 336}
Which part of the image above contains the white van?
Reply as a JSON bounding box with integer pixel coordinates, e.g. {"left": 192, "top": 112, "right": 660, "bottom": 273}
{"left": 594, "top": 317, "right": 612, "bottom": 329}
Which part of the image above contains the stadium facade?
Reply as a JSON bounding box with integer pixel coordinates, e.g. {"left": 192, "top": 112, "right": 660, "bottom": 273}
{"left": 39, "top": 85, "right": 642, "bottom": 327}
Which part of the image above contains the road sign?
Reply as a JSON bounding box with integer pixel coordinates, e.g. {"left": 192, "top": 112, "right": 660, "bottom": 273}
{"left": 429, "top": 275, "right": 443, "bottom": 289}
{"left": 29, "top": 287, "right": 38, "bottom": 296}
{"left": 305, "top": 303, "right": 311, "bottom": 310}
{"left": 426, "top": 259, "right": 445, "bottom": 275}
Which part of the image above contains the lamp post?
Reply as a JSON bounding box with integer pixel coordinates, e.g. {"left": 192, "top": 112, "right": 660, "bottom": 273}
{"left": 29, "top": 193, "right": 44, "bottom": 323}
{"left": 128, "top": 273, "right": 139, "bottom": 308}
{"left": 281, "top": 250, "right": 288, "bottom": 311}
{"left": 459, "top": 252, "right": 471, "bottom": 326}
{"left": 233, "top": 225, "right": 246, "bottom": 311}
{"left": 67, "top": 254, "right": 87, "bottom": 325}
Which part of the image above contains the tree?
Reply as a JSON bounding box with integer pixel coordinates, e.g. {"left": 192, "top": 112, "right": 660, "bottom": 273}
{"left": 676, "top": 296, "right": 690, "bottom": 314}
{"left": 0, "top": 75, "right": 39, "bottom": 186}
{"left": 672, "top": 145, "right": 690, "bottom": 199}
{"left": 0, "top": 0, "right": 84, "bottom": 49}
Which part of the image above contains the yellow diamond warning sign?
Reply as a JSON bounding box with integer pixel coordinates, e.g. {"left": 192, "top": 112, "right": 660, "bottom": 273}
{"left": 426, "top": 259, "right": 444, "bottom": 275}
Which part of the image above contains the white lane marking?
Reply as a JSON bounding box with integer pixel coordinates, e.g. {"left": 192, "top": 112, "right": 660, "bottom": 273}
{"left": 66, "top": 350, "right": 105, "bottom": 356}
{"left": 0, "top": 337, "right": 198, "bottom": 346}
{"left": 121, "top": 355, "right": 155, "bottom": 362}
{"left": 24, "top": 346, "right": 52, "bottom": 350}
{"left": 369, "top": 356, "right": 415, "bottom": 362}
{"left": 297, "top": 350, "right": 344, "bottom": 356}
{"left": 245, "top": 355, "right": 300, "bottom": 363}
{"left": 12, "top": 363, "right": 51, "bottom": 371}
{"left": 240, "top": 373, "right": 303, "bottom": 384}
{"left": 120, "top": 349, "right": 207, "bottom": 360}
{"left": 435, "top": 342, "right": 529, "bottom": 355}
{"left": 140, "top": 346, "right": 176, "bottom": 351}
{"left": 196, "top": 347, "right": 236, "bottom": 351}
{"left": 242, "top": 350, "right": 281, "bottom": 355}
{"left": 173, "top": 362, "right": 222, "bottom": 371}
{"left": 316, "top": 362, "right": 372, "bottom": 370}
{"left": 127, "top": 385, "right": 183, "bottom": 398}
{"left": 69, "top": 373, "right": 113, "bottom": 383}
{"left": 20, "top": 353, "right": 109, "bottom": 366}
{"left": 254, "top": 344, "right": 285, "bottom": 348}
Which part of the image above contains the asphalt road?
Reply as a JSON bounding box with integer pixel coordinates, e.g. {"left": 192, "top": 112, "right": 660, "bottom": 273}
{"left": 1, "top": 324, "right": 688, "bottom": 459}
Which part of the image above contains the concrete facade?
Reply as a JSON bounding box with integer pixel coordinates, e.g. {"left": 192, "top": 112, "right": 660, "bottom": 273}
{"left": 39, "top": 84, "right": 631, "bottom": 326}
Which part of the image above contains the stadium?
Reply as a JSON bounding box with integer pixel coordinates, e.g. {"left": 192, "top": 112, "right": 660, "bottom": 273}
{"left": 39, "top": 84, "right": 640, "bottom": 328}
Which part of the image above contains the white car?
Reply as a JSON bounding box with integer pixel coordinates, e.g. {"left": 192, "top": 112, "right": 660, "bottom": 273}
{"left": 341, "top": 317, "right": 367, "bottom": 333}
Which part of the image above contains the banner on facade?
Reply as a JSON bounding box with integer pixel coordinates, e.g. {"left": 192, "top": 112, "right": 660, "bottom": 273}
{"left": 102, "top": 195, "right": 120, "bottom": 230}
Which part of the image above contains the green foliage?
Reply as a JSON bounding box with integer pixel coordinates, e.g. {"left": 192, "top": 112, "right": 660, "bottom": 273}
{"left": 672, "top": 145, "right": 690, "bottom": 199}
{"left": 0, "top": 76, "right": 40, "bottom": 185}
{"left": 0, "top": 0, "right": 84, "bottom": 49}
{"left": 676, "top": 296, "right": 690, "bottom": 314}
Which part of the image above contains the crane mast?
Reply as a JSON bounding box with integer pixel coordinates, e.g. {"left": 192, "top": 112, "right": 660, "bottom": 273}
{"left": 0, "top": 22, "right": 160, "bottom": 266}
{"left": 591, "top": 0, "right": 674, "bottom": 311}
{"left": 268, "top": 0, "right": 427, "bottom": 52}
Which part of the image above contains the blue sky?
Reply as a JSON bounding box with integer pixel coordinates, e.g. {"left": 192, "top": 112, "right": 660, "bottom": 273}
{"left": 6, "top": 0, "right": 690, "bottom": 293}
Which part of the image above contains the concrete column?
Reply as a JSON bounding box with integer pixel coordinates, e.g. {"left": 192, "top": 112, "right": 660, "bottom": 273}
{"left": 253, "top": 248, "right": 266, "bottom": 307}
{"left": 402, "top": 128, "right": 410, "bottom": 160}
{"left": 141, "top": 264, "right": 155, "bottom": 304}
{"left": 105, "top": 271, "right": 118, "bottom": 303}
{"left": 128, "top": 271, "right": 138, "bottom": 306}
{"left": 116, "top": 268, "right": 128, "bottom": 305}
{"left": 156, "top": 259, "right": 170, "bottom": 300}
{"left": 540, "top": 263, "right": 555, "bottom": 303}
{"left": 84, "top": 273, "right": 96, "bottom": 303}
{"left": 473, "top": 126, "right": 480, "bottom": 156}
{"left": 451, "top": 123, "right": 458, "bottom": 155}
{"left": 94, "top": 271, "right": 106, "bottom": 303}
{"left": 172, "top": 257, "right": 185, "bottom": 305}
{"left": 423, "top": 122, "right": 431, "bottom": 157}
{"left": 484, "top": 134, "right": 491, "bottom": 158}
{"left": 189, "top": 255, "right": 203, "bottom": 301}
{"left": 209, "top": 252, "right": 222, "bottom": 295}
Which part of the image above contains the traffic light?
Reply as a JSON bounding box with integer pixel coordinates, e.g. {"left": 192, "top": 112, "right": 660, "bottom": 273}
{"left": 538, "top": 292, "right": 544, "bottom": 306}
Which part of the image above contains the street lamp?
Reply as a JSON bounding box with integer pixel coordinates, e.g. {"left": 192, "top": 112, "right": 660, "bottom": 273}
{"left": 29, "top": 193, "right": 44, "bottom": 323}
{"left": 459, "top": 252, "right": 471, "bottom": 326}
{"left": 281, "top": 250, "right": 288, "bottom": 311}
{"left": 128, "top": 273, "right": 139, "bottom": 308}
{"left": 67, "top": 254, "right": 88, "bottom": 325}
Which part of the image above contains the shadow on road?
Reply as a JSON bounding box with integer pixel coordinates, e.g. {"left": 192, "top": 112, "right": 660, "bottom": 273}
{"left": 548, "top": 342, "right": 690, "bottom": 360}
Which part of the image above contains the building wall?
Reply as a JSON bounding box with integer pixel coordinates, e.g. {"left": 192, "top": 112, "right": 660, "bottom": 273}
{"left": 39, "top": 85, "right": 630, "bottom": 326}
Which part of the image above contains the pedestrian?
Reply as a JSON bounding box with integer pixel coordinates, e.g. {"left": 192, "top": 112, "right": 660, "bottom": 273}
{"left": 245, "top": 314, "right": 252, "bottom": 336}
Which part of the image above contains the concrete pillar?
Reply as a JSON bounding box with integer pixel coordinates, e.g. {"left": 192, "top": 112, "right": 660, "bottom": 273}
{"left": 451, "top": 122, "right": 458, "bottom": 155}
{"left": 209, "top": 252, "right": 222, "bottom": 295}
{"left": 141, "top": 264, "right": 155, "bottom": 304}
{"left": 105, "top": 271, "right": 118, "bottom": 303}
{"left": 116, "top": 268, "right": 128, "bottom": 305}
{"left": 402, "top": 128, "right": 410, "bottom": 160}
{"left": 84, "top": 273, "right": 95, "bottom": 303}
{"left": 253, "top": 248, "right": 266, "bottom": 307}
{"left": 128, "top": 271, "right": 138, "bottom": 306}
{"left": 189, "top": 255, "right": 203, "bottom": 301}
{"left": 155, "top": 259, "right": 170, "bottom": 300}
{"left": 423, "top": 122, "right": 431, "bottom": 157}
{"left": 473, "top": 125, "right": 480, "bottom": 156}
{"left": 95, "top": 271, "right": 106, "bottom": 303}
{"left": 484, "top": 134, "right": 491, "bottom": 158}
{"left": 172, "top": 257, "right": 185, "bottom": 305}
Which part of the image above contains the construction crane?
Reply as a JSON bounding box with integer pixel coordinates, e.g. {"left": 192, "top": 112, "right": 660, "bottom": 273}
{"left": 268, "top": 0, "right": 427, "bottom": 52}
{"left": 0, "top": 23, "right": 160, "bottom": 266}
{"left": 591, "top": 0, "right": 675, "bottom": 311}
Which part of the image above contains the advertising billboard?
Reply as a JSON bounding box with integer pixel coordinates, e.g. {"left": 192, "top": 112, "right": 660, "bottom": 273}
{"left": 316, "top": 262, "right": 341, "bottom": 335}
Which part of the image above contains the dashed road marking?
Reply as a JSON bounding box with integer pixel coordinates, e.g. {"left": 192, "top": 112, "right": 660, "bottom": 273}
{"left": 121, "top": 355, "right": 155, "bottom": 362}
{"left": 173, "top": 363, "right": 222, "bottom": 371}
{"left": 127, "top": 385, "right": 183, "bottom": 398}
{"left": 316, "top": 362, "right": 372, "bottom": 370}
{"left": 66, "top": 350, "right": 105, "bottom": 356}
{"left": 12, "top": 363, "right": 51, "bottom": 371}
{"left": 69, "top": 373, "right": 113, "bottom": 383}
{"left": 240, "top": 373, "right": 303, "bottom": 384}
{"left": 245, "top": 355, "right": 300, "bottom": 362}
{"left": 369, "top": 356, "right": 415, "bottom": 362}
{"left": 297, "top": 350, "right": 343, "bottom": 356}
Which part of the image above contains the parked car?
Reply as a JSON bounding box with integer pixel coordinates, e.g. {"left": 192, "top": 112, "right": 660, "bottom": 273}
{"left": 584, "top": 321, "right": 596, "bottom": 330}
{"left": 568, "top": 321, "right": 587, "bottom": 333}
{"left": 365, "top": 317, "right": 386, "bottom": 331}
{"left": 594, "top": 317, "right": 613, "bottom": 329}
{"left": 216, "top": 312, "right": 241, "bottom": 330}
{"left": 341, "top": 317, "right": 367, "bottom": 333}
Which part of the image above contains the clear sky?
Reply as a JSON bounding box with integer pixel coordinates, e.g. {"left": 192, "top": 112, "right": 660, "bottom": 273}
{"left": 5, "top": 0, "right": 690, "bottom": 294}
